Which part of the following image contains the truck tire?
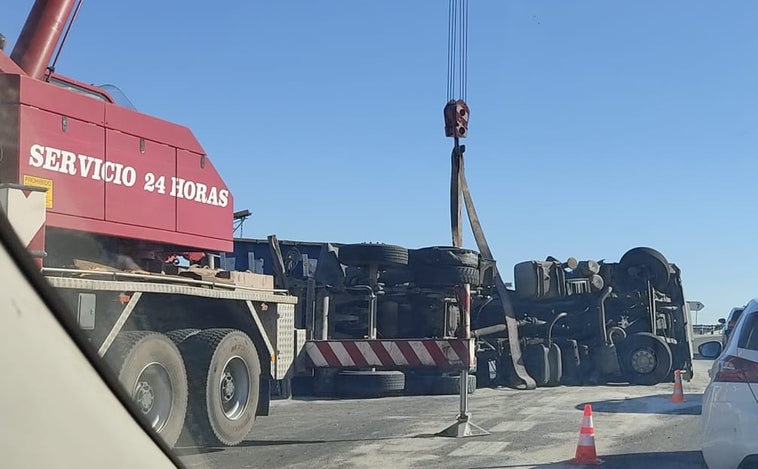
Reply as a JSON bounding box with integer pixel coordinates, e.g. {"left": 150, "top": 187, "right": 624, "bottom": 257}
{"left": 105, "top": 331, "right": 188, "bottom": 448}
{"left": 620, "top": 332, "right": 673, "bottom": 385}
{"left": 413, "top": 265, "right": 480, "bottom": 288}
{"left": 179, "top": 328, "right": 260, "bottom": 446}
{"left": 338, "top": 243, "right": 409, "bottom": 267}
{"left": 618, "top": 247, "right": 670, "bottom": 290}
{"left": 426, "top": 373, "right": 476, "bottom": 395}
{"left": 334, "top": 370, "right": 405, "bottom": 398}
{"left": 409, "top": 246, "right": 479, "bottom": 268}
{"left": 404, "top": 372, "right": 475, "bottom": 395}
{"left": 165, "top": 328, "right": 200, "bottom": 344}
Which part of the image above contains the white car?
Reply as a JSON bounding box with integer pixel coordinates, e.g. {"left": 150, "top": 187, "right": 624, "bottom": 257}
{"left": 701, "top": 298, "right": 758, "bottom": 469}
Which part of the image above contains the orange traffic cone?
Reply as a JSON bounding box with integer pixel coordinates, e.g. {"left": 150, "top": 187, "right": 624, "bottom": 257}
{"left": 571, "top": 404, "right": 603, "bottom": 465}
{"left": 671, "top": 370, "right": 685, "bottom": 403}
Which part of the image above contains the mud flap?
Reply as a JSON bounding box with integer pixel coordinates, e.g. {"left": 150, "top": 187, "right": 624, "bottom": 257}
{"left": 257, "top": 378, "right": 271, "bottom": 416}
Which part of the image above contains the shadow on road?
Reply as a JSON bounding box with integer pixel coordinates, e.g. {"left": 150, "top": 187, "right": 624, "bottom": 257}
{"left": 576, "top": 393, "right": 702, "bottom": 415}
{"left": 470, "top": 450, "right": 706, "bottom": 468}
{"left": 178, "top": 432, "right": 467, "bottom": 451}
{"left": 173, "top": 447, "right": 224, "bottom": 455}
{"left": 232, "top": 434, "right": 428, "bottom": 448}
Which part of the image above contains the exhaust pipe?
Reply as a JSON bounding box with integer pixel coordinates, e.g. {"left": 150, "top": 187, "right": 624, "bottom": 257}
{"left": 11, "top": 0, "right": 76, "bottom": 80}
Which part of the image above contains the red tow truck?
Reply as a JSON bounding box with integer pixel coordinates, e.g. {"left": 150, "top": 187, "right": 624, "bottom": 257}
{"left": 1, "top": 0, "right": 301, "bottom": 448}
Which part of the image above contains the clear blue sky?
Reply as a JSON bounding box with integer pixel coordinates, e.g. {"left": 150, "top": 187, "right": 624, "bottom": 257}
{"left": 4, "top": 1, "right": 758, "bottom": 323}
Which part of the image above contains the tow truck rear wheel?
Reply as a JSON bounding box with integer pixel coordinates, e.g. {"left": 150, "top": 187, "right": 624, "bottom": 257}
{"left": 179, "top": 328, "right": 260, "bottom": 446}
{"left": 105, "top": 331, "right": 188, "bottom": 448}
{"left": 165, "top": 328, "right": 200, "bottom": 344}
{"left": 620, "top": 332, "right": 673, "bottom": 385}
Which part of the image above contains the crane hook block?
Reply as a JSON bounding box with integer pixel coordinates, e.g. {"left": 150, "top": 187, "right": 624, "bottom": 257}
{"left": 444, "top": 99, "right": 470, "bottom": 138}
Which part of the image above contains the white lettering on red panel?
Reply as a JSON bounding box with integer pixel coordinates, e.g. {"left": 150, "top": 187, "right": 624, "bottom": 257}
{"left": 28, "top": 143, "right": 229, "bottom": 207}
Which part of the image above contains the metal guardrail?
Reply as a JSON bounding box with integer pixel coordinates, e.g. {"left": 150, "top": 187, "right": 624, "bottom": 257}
{"left": 693, "top": 324, "right": 722, "bottom": 335}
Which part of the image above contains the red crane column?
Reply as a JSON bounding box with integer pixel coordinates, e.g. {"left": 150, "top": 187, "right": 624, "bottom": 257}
{"left": 11, "top": 0, "right": 76, "bottom": 80}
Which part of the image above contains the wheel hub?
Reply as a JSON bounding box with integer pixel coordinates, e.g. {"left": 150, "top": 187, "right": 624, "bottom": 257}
{"left": 222, "top": 372, "right": 236, "bottom": 402}
{"left": 220, "top": 356, "right": 250, "bottom": 420}
{"left": 631, "top": 347, "right": 657, "bottom": 374}
{"left": 133, "top": 362, "right": 172, "bottom": 432}
{"left": 135, "top": 381, "right": 155, "bottom": 413}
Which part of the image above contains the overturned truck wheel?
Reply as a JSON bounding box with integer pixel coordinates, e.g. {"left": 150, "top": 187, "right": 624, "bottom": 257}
{"left": 105, "top": 331, "right": 189, "bottom": 448}
{"left": 413, "top": 265, "right": 480, "bottom": 288}
{"left": 620, "top": 332, "right": 673, "bottom": 385}
{"left": 405, "top": 372, "right": 476, "bottom": 395}
{"left": 618, "top": 247, "right": 670, "bottom": 291}
{"left": 179, "top": 328, "right": 260, "bottom": 446}
{"left": 409, "top": 246, "right": 480, "bottom": 268}
{"left": 335, "top": 370, "right": 405, "bottom": 398}
{"left": 338, "top": 243, "right": 409, "bottom": 268}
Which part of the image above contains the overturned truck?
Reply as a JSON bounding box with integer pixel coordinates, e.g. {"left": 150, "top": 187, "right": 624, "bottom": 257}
{"left": 230, "top": 239, "right": 693, "bottom": 392}
{"left": 474, "top": 247, "right": 694, "bottom": 387}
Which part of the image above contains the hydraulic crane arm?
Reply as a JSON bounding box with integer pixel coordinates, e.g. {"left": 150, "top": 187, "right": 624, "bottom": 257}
{"left": 8, "top": 0, "right": 77, "bottom": 80}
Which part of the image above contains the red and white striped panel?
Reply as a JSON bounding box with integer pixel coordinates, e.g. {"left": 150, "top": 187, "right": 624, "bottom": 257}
{"left": 302, "top": 339, "right": 475, "bottom": 370}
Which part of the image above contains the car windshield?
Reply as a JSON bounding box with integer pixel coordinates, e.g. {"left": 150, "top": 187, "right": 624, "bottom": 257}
{"left": 1, "top": 1, "right": 757, "bottom": 468}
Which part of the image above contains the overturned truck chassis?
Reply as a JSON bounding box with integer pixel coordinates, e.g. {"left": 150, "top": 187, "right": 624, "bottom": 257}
{"left": 474, "top": 247, "right": 693, "bottom": 387}
{"left": 256, "top": 238, "right": 692, "bottom": 392}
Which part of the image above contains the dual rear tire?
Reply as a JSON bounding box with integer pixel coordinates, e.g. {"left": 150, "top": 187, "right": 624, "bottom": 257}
{"left": 106, "top": 328, "right": 261, "bottom": 448}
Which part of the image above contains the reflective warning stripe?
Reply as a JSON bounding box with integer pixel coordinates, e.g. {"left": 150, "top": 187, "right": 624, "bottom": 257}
{"left": 302, "top": 339, "right": 475, "bottom": 369}
{"left": 581, "top": 415, "right": 594, "bottom": 432}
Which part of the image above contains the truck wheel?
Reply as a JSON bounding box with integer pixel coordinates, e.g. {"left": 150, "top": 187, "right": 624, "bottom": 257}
{"left": 618, "top": 247, "right": 670, "bottom": 290}
{"left": 620, "top": 332, "right": 673, "bottom": 385}
{"left": 335, "top": 370, "right": 405, "bottom": 398}
{"left": 413, "top": 265, "right": 480, "bottom": 288}
{"left": 427, "top": 373, "right": 476, "bottom": 395}
{"left": 105, "top": 331, "right": 188, "bottom": 448}
{"left": 165, "top": 328, "right": 200, "bottom": 344}
{"left": 338, "top": 243, "right": 409, "bottom": 267}
{"left": 180, "top": 328, "right": 260, "bottom": 446}
{"left": 409, "top": 246, "right": 479, "bottom": 268}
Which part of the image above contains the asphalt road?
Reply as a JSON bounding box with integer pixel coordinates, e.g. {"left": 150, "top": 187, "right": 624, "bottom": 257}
{"left": 178, "top": 344, "right": 717, "bottom": 469}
